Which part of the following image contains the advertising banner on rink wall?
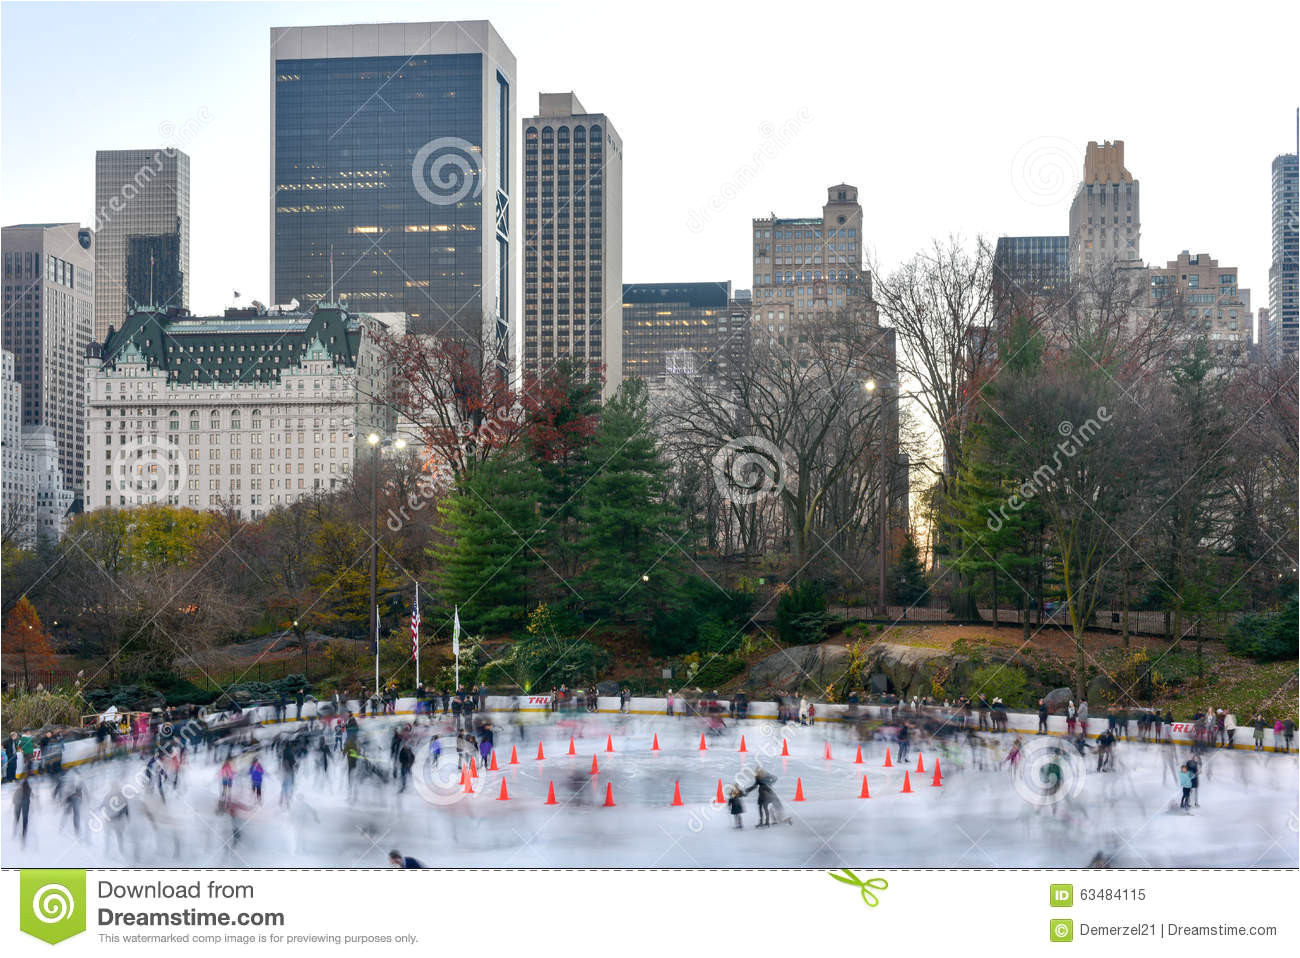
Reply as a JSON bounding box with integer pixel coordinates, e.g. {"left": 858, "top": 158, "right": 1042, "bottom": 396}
{"left": 5, "top": 869, "right": 1297, "bottom": 955}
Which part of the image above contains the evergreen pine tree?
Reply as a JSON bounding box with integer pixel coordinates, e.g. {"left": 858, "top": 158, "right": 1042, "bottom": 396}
{"left": 432, "top": 449, "right": 543, "bottom": 635}
{"left": 576, "top": 379, "right": 684, "bottom": 621}
{"left": 889, "top": 534, "right": 928, "bottom": 606}
{"left": 953, "top": 313, "right": 1052, "bottom": 640}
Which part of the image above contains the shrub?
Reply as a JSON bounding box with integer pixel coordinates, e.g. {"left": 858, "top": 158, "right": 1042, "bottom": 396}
{"left": 698, "top": 619, "right": 743, "bottom": 655}
{"left": 648, "top": 581, "right": 753, "bottom": 657}
{"left": 490, "top": 604, "right": 611, "bottom": 690}
{"left": 83, "top": 684, "right": 165, "bottom": 712}
{"left": 776, "top": 580, "right": 830, "bottom": 645}
{"left": 1224, "top": 599, "right": 1298, "bottom": 663}
{"left": 968, "top": 664, "right": 1029, "bottom": 707}
{"left": 693, "top": 656, "right": 745, "bottom": 688}
{"left": 1, "top": 687, "right": 84, "bottom": 734}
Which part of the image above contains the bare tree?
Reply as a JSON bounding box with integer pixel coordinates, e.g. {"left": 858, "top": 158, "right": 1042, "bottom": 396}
{"left": 872, "top": 236, "right": 997, "bottom": 494}
{"left": 663, "top": 311, "right": 893, "bottom": 583}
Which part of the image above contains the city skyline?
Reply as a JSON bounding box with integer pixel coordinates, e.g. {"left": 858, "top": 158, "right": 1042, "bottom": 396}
{"left": 2, "top": 1, "right": 1296, "bottom": 333}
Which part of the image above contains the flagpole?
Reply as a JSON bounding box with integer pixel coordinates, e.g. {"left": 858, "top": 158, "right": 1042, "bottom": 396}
{"left": 413, "top": 583, "right": 420, "bottom": 689}
{"left": 374, "top": 608, "right": 380, "bottom": 703}
{"left": 453, "top": 605, "right": 460, "bottom": 691}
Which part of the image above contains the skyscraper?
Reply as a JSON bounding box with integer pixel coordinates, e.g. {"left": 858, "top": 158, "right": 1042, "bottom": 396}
{"left": 1, "top": 223, "right": 95, "bottom": 495}
{"left": 522, "top": 93, "right": 623, "bottom": 398}
{"left": 621, "top": 281, "right": 732, "bottom": 385}
{"left": 1068, "top": 140, "right": 1140, "bottom": 278}
{"left": 1148, "top": 251, "right": 1252, "bottom": 363}
{"left": 271, "top": 21, "right": 516, "bottom": 367}
{"left": 991, "top": 235, "right": 1069, "bottom": 328}
{"left": 93, "top": 149, "right": 190, "bottom": 339}
{"left": 1, "top": 349, "right": 33, "bottom": 542}
{"left": 750, "top": 184, "right": 876, "bottom": 344}
{"left": 1268, "top": 151, "right": 1298, "bottom": 356}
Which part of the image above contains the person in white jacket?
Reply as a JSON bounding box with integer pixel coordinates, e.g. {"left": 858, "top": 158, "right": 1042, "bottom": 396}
{"left": 799, "top": 697, "right": 810, "bottom": 725}
{"left": 1224, "top": 711, "right": 1237, "bottom": 747}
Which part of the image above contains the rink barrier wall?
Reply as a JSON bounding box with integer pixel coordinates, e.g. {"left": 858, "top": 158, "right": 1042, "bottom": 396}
{"left": 11, "top": 697, "right": 1282, "bottom": 779}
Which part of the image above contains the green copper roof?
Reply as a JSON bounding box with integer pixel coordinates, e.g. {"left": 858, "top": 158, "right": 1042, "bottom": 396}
{"left": 100, "top": 306, "right": 364, "bottom": 384}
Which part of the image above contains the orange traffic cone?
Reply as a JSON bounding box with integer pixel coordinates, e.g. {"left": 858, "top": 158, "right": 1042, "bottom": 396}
{"left": 794, "top": 777, "right": 806, "bottom": 801}
{"left": 824, "top": 741, "right": 832, "bottom": 760}
{"left": 590, "top": 754, "right": 599, "bottom": 775}
{"left": 470, "top": 757, "right": 479, "bottom": 778}
{"left": 509, "top": 745, "right": 519, "bottom": 765}
{"left": 672, "top": 781, "right": 683, "bottom": 806}
{"left": 901, "top": 771, "right": 913, "bottom": 793}
{"left": 489, "top": 751, "right": 499, "bottom": 772}
{"left": 854, "top": 745, "right": 863, "bottom": 764}
{"left": 916, "top": 753, "right": 925, "bottom": 774}
{"left": 699, "top": 733, "right": 708, "bottom": 751}
{"left": 463, "top": 773, "right": 474, "bottom": 794}
{"left": 651, "top": 734, "right": 660, "bottom": 751}
{"left": 605, "top": 735, "right": 615, "bottom": 753}
{"left": 459, "top": 766, "right": 468, "bottom": 786}
{"left": 602, "top": 782, "right": 616, "bottom": 807}
{"left": 715, "top": 779, "right": 725, "bottom": 803}
{"left": 568, "top": 736, "right": 576, "bottom": 756}
{"left": 859, "top": 774, "right": 871, "bottom": 798}
{"left": 537, "top": 741, "right": 546, "bottom": 760}
{"left": 544, "top": 781, "right": 557, "bottom": 804}
{"left": 497, "top": 779, "right": 510, "bottom": 801}
{"left": 931, "top": 758, "right": 942, "bottom": 787}
{"left": 883, "top": 748, "right": 893, "bottom": 767}
{"left": 738, "top": 735, "right": 747, "bottom": 753}
{"left": 780, "top": 739, "right": 790, "bottom": 757}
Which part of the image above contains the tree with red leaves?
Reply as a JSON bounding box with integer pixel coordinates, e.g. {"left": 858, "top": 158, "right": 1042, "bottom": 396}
{"left": 379, "top": 331, "right": 521, "bottom": 480}
{"left": 4, "top": 596, "right": 55, "bottom": 689}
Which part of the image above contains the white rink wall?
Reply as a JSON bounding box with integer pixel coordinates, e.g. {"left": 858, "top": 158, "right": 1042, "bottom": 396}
{"left": 24, "top": 694, "right": 1266, "bottom": 778}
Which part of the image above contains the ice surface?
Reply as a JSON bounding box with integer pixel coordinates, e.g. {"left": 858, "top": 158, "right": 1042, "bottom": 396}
{"left": 4, "top": 713, "right": 1296, "bottom": 868}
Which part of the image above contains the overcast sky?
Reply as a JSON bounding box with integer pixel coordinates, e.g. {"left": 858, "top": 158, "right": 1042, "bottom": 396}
{"left": 2, "top": 0, "right": 1297, "bottom": 321}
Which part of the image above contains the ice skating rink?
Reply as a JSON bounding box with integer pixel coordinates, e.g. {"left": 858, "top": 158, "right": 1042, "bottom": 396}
{"left": 4, "top": 713, "right": 1296, "bottom": 868}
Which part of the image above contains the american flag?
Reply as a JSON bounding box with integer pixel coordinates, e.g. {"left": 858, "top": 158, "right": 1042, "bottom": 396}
{"left": 410, "top": 584, "right": 421, "bottom": 661}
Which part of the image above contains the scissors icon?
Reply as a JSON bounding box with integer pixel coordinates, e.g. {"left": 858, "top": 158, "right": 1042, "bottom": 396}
{"left": 829, "top": 869, "right": 888, "bottom": 907}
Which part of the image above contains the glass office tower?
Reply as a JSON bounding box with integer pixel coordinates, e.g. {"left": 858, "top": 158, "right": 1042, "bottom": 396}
{"left": 271, "top": 22, "right": 516, "bottom": 362}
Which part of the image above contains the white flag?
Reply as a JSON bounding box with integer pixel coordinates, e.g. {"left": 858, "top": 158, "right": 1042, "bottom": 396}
{"left": 452, "top": 606, "right": 461, "bottom": 658}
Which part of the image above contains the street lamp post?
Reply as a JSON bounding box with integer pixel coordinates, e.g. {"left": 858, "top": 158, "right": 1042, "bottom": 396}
{"left": 367, "top": 432, "right": 405, "bottom": 700}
